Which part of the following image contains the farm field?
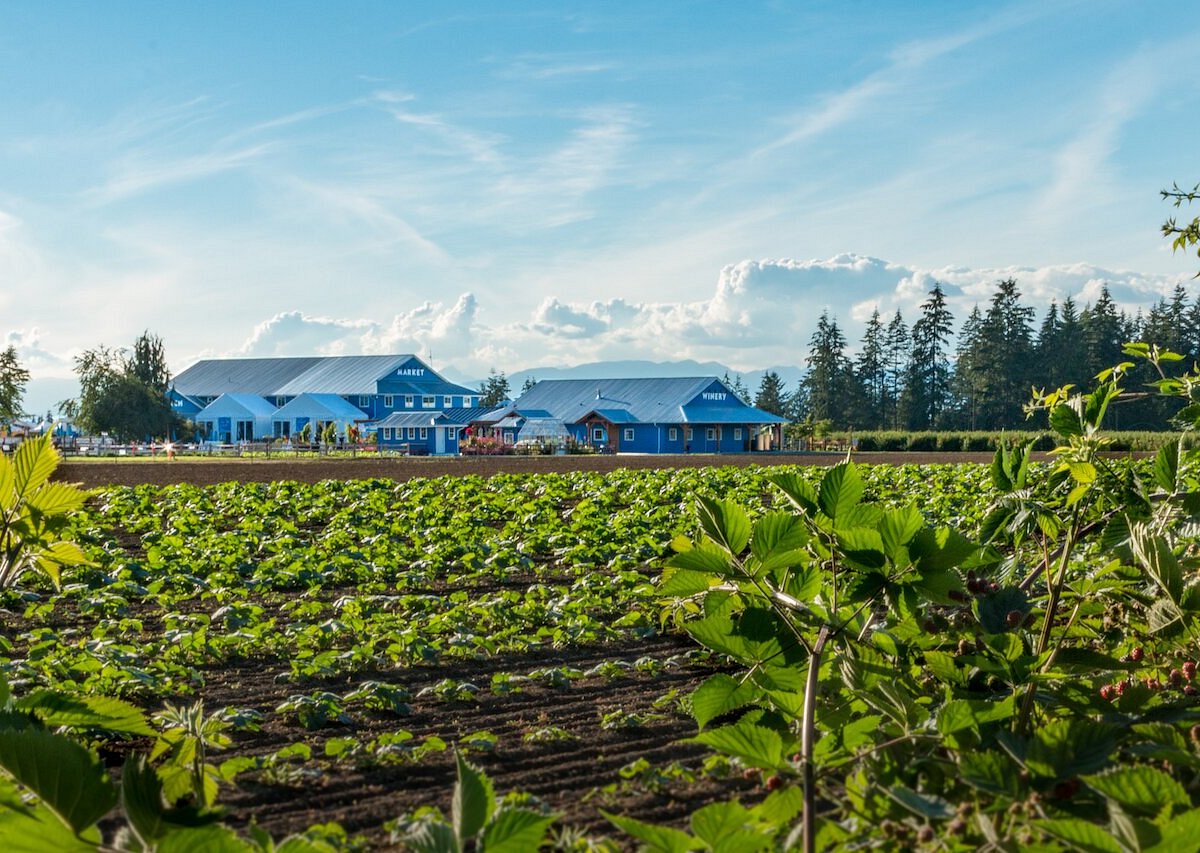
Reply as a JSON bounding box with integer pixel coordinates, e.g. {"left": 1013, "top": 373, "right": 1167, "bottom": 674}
{"left": 9, "top": 460, "right": 992, "bottom": 848}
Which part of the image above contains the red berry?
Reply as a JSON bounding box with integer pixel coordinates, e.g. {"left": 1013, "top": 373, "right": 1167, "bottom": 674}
{"left": 1052, "top": 779, "right": 1080, "bottom": 800}
{"left": 1130, "top": 647, "right": 1144, "bottom": 662}
{"left": 916, "top": 825, "right": 935, "bottom": 843}
{"left": 1170, "top": 669, "right": 1184, "bottom": 685}
{"left": 742, "top": 768, "right": 758, "bottom": 781}
{"left": 1184, "top": 661, "right": 1196, "bottom": 681}
{"left": 1115, "top": 679, "right": 1130, "bottom": 696}
{"left": 1145, "top": 678, "right": 1162, "bottom": 691}
{"left": 1099, "top": 684, "right": 1117, "bottom": 701}
{"left": 1005, "top": 610, "right": 1023, "bottom": 628}
{"left": 765, "top": 775, "right": 783, "bottom": 791}
{"left": 1185, "top": 685, "right": 1198, "bottom": 697}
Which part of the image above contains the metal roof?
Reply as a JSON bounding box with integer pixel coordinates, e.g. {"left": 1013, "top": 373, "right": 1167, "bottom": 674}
{"left": 375, "top": 412, "right": 442, "bottom": 429}
{"left": 195, "top": 393, "right": 278, "bottom": 419}
{"left": 681, "top": 405, "right": 787, "bottom": 424}
{"left": 512, "top": 376, "right": 789, "bottom": 425}
{"left": 172, "top": 357, "right": 324, "bottom": 397}
{"left": 271, "top": 393, "right": 368, "bottom": 421}
{"left": 513, "top": 377, "right": 714, "bottom": 423}
{"left": 172, "top": 354, "right": 475, "bottom": 398}
{"left": 441, "top": 406, "right": 505, "bottom": 424}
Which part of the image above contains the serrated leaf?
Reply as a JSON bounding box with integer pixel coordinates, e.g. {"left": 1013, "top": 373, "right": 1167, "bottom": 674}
{"left": 818, "top": 462, "right": 863, "bottom": 521}
{"left": 481, "top": 807, "right": 558, "bottom": 853}
{"left": 880, "top": 506, "right": 923, "bottom": 562}
{"left": 691, "top": 674, "right": 760, "bottom": 730}
{"left": 959, "top": 750, "right": 1021, "bottom": 797}
{"left": 885, "top": 785, "right": 954, "bottom": 819}
{"left": 692, "top": 721, "right": 783, "bottom": 769}
{"left": 156, "top": 825, "right": 253, "bottom": 853}
{"left": 1082, "top": 766, "right": 1189, "bottom": 815}
{"left": 0, "top": 804, "right": 100, "bottom": 852}
{"left": 0, "top": 727, "right": 115, "bottom": 835}
{"left": 769, "top": 473, "right": 818, "bottom": 516}
{"left": 1026, "top": 720, "right": 1118, "bottom": 779}
{"left": 836, "top": 528, "right": 886, "bottom": 570}
{"left": 1130, "top": 525, "right": 1183, "bottom": 604}
{"left": 452, "top": 752, "right": 493, "bottom": 846}
{"left": 667, "top": 543, "right": 734, "bottom": 578}
{"left": 1154, "top": 440, "right": 1180, "bottom": 493}
{"left": 910, "top": 526, "right": 977, "bottom": 572}
{"left": 750, "top": 512, "right": 809, "bottom": 562}
{"left": 658, "top": 569, "right": 715, "bottom": 598}
{"left": 1049, "top": 403, "right": 1084, "bottom": 438}
{"left": 12, "top": 436, "right": 59, "bottom": 498}
{"left": 1149, "top": 807, "right": 1200, "bottom": 852}
{"left": 697, "top": 497, "right": 751, "bottom": 555}
{"left": 604, "top": 811, "right": 700, "bottom": 852}
{"left": 1035, "top": 819, "right": 1123, "bottom": 853}
{"left": 16, "top": 691, "right": 153, "bottom": 736}
{"left": 974, "top": 586, "right": 1030, "bottom": 634}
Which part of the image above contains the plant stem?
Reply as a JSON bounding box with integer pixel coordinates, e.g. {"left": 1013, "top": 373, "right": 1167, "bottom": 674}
{"left": 802, "top": 624, "right": 831, "bottom": 853}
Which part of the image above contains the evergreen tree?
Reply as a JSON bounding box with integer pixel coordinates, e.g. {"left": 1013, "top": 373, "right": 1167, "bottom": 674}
{"left": 479, "top": 369, "right": 511, "bottom": 407}
{"left": 1080, "top": 286, "right": 1125, "bottom": 380}
{"left": 972, "top": 278, "right": 1036, "bottom": 429}
{"left": 854, "top": 310, "right": 886, "bottom": 429}
{"left": 520, "top": 376, "right": 538, "bottom": 394}
{"left": 803, "top": 312, "right": 858, "bottom": 426}
{"left": 0, "top": 346, "right": 30, "bottom": 429}
{"left": 905, "top": 284, "right": 953, "bottom": 430}
{"left": 883, "top": 311, "right": 909, "bottom": 429}
{"left": 754, "top": 370, "right": 788, "bottom": 417}
{"left": 67, "top": 334, "right": 177, "bottom": 441}
{"left": 732, "top": 374, "right": 751, "bottom": 404}
{"left": 951, "top": 306, "right": 984, "bottom": 430}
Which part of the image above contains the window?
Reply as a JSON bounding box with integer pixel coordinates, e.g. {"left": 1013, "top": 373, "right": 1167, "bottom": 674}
{"left": 685, "top": 428, "right": 693, "bottom": 440}
{"left": 358, "top": 396, "right": 369, "bottom": 407}
{"left": 593, "top": 428, "right": 604, "bottom": 441}
{"left": 445, "top": 427, "right": 456, "bottom": 440}
{"left": 623, "top": 428, "right": 634, "bottom": 441}
{"left": 275, "top": 397, "right": 286, "bottom": 408}
{"left": 383, "top": 428, "right": 392, "bottom": 440}
{"left": 669, "top": 427, "right": 678, "bottom": 441}
{"left": 734, "top": 428, "right": 743, "bottom": 440}
{"left": 404, "top": 395, "right": 414, "bottom": 408}
{"left": 383, "top": 395, "right": 394, "bottom": 408}
{"left": 422, "top": 396, "right": 435, "bottom": 408}
{"left": 419, "top": 427, "right": 428, "bottom": 439}
{"left": 407, "top": 427, "right": 416, "bottom": 440}
{"left": 706, "top": 428, "right": 716, "bottom": 441}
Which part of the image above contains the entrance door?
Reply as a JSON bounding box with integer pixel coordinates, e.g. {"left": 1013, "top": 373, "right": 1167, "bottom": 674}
{"left": 435, "top": 428, "right": 446, "bottom": 454}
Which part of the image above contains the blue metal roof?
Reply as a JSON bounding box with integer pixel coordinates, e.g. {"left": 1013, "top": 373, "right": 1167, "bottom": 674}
{"left": 681, "top": 405, "right": 787, "bottom": 424}
{"left": 441, "top": 407, "right": 504, "bottom": 424}
{"left": 195, "top": 393, "right": 278, "bottom": 419}
{"left": 512, "top": 377, "right": 787, "bottom": 425}
{"left": 375, "top": 411, "right": 442, "bottom": 429}
{"left": 271, "top": 393, "right": 368, "bottom": 421}
{"left": 172, "top": 354, "right": 475, "bottom": 398}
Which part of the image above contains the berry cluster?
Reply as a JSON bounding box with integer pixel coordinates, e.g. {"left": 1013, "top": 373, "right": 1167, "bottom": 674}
{"left": 1097, "top": 649, "right": 1200, "bottom": 701}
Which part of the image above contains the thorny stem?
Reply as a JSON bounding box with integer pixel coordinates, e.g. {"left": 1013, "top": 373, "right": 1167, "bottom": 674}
{"left": 802, "top": 624, "right": 831, "bottom": 853}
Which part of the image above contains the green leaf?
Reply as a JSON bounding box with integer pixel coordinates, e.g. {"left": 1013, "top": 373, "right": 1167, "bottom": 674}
{"left": 910, "top": 526, "right": 977, "bottom": 572}
{"left": 399, "top": 821, "right": 458, "bottom": 853}
{"left": 817, "top": 462, "right": 863, "bottom": 521}
{"left": 480, "top": 808, "right": 558, "bottom": 853}
{"left": 604, "top": 811, "right": 700, "bottom": 852}
{"left": 156, "top": 825, "right": 254, "bottom": 853}
{"left": 451, "top": 752, "right": 493, "bottom": 847}
{"left": 692, "top": 721, "right": 783, "bottom": 770}
{"left": 667, "top": 543, "right": 735, "bottom": 578}
{"left": 974, "top": 586, "right": 1030, "bottom": 634}
{"left": 959, "top": 750, "right": 1021, "bottom": 797}
{"left": 697, "top": 497, "right": 751, "bottom": 555}
{"left": 879, "top": 505, "right": 923, "bottom": 562}
{"left": 1130, "top": 525, "right": 1183, "bottom": 604}
{"left": 750, "top": 512, "right": 809, "bottom": 562}
{"left": 1154, "top": 440, "right": 1181, "bottom": 493}
{"left": 0, "top": 804, "right": 100, "bottom": 852}
{"left": 0, "top": 727, "right": 115, "bottom": 835}
{"left": 121, "top": 755, "right": 169, "bottom": 844}
{"left": 1150, "top": 808, "right": 1200, "bottom": 852}
{"left": 690, "top": 801, "right": 768, "bottom": 853}
{"left": 1082, "top": 766, "right": 1189, "bottom": 815}
{"left": 11, "top": 436, "right": 59, "bottom": 499}
{"left": 16, "top": 691, "right": 153, "bottom": 736}
{"left": 1035, "top": 819, "right": 1123, "bottom": 853}
{"left": 691, "top": 674, "right": 760, "bottom": 730}
{"left": 885, "top": 785, "right": 954, "bottom": 819}
{"left": 1049, "top": 402, "right": 1084, "bottom": 438}
{"left": 753, "top": 786, "right": 803, "bottom": 824}
{"left": 836, "top": 528, "right": 886, "bottom": 570}
{"left": 1026, "top": 720, "right": 1119, "bottom": 779}
{"left": 769, "top": 473, "right": 818, "bottom": 516}
{"left": 658, "top": 569, "right": 715, "bottom": 597}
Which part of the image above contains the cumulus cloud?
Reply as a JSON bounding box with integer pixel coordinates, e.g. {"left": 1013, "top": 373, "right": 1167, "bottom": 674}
{"left": 214, "top": 254, "right": 1188, "bottom": 382}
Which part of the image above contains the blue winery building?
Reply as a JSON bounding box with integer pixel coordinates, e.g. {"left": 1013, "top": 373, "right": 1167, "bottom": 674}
{"left": 510, "top": 376, "right": 787, "bottom": 453}
{"left": 170, "top": 354, "right": 480, "bottom": 452}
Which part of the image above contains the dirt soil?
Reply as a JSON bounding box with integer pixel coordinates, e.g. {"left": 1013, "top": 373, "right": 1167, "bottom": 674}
{"left": 55, "top": 450, "right": 997, "bottom": 489}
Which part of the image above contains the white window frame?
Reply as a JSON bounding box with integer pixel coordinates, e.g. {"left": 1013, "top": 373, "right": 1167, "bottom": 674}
{"left": 669, "top": 427, "right": 678, "bottom": 441}
{"left": 593, "top": 427, "right": 604, "bottom": 441}
{"left": 383, "top": 395, "right": 394, "bottom": 408}
{"left": 419, "top": 427, "right": 428, "bottom": 439}
{"left": 407, "top": 427, "right": 416, "bottom": 440}
{"left": 422, "top": 395, "right": 435, "bottom": 408}
{"left": 685, "top": 427, "right": 693, "bottom": 441}
{"left": 706, "top": 428, "right": 716, "bottom": 441}
{"left": 383, "top": 428, "right": 393, "bottom": 440}
{"left": 445, "top": 427, "right": 456, "bottom": 440}
{"left": 358, "top": 395, "right": 369, "bottom": 407}
{"left": 623, "top": 428, "right": 634, "bottom": 441}
{"left": 734, "top": 428, "right": 743, "bottom": 440}
{"left": 404, "top": 395, "right": 414, "bottom": 408}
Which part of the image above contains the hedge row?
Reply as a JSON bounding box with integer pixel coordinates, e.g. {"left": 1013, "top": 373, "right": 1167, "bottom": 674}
{"left": 844, "top": 430, "right": 1198, "bottom": 453}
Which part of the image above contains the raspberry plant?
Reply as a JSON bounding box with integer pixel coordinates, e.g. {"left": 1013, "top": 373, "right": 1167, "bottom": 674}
{"left": 630, "top": 347, "right": 1200, "bottom": 851}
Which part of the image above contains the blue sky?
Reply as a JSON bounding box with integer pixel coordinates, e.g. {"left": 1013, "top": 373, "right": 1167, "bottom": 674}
{"left": 4, "top": 1, "right": 1199, "bottom": 413}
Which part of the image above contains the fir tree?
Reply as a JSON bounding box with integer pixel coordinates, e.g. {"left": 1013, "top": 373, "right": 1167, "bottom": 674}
{"left": 883, "top": 311, "right": 909, "bottom": 429}
{"left": 905, "top": 284, "right": 953, "bottom": 430}
{"left": 754, "top": 370, "right": 788, "bottom": 417}
{"left": 854, "top": 310, "right": 886, "bottom": 429}
{"left": 0, "top": 346, "right": 30, "bottom": 429}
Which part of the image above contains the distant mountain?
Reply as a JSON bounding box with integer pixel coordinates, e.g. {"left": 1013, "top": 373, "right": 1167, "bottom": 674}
{"left": 463, "top": 360, "right": 807, "bottom": 398}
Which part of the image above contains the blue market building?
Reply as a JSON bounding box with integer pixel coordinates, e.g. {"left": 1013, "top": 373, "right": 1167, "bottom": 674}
{"left": 170, "top": 354, "right": 480, "bottom": 452}
{"left": 510, "top": 377, "right": 787, "bottom": 453}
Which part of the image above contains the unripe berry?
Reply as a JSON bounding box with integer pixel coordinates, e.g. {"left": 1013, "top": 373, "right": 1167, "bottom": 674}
{"left": 764, "top": 775, "right": 783, "bottom": 791}
{"left": 1005, "top": 610, "right": 1023, "bottom": 628}
{"left": 1170, "top": 668, "right": 1184, "bottom": 685}
{"left": 1190, "top": 724, "right": 1200, "bottom": 744}
{"left": 916, "top": 825, "right": 935, "bottom": 843}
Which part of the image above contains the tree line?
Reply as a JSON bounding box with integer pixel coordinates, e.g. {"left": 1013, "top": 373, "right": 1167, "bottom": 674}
{"left": 738, "top": 278, "right": 1200, "bottom": 432}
